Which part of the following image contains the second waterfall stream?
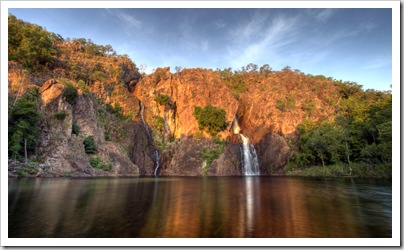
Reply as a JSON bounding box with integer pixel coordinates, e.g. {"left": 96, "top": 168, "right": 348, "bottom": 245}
{"left": 232, "top": 116, "right": 260, "bottom": 176}
{"left": 140, "top": 103, "right": 161, "bottom": 177}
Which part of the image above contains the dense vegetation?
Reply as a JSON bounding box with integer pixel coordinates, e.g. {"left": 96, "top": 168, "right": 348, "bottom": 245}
{"left": 83, "top": 136, "right": 96, "bottom": 153}
{"left": 294, "top": 82, "right": 392, "bottom": 166}
{"left": 8, "top": 88, "right": 42, "bottom": 161}
{"left": 288, "top": 81, "right": 392, "bottom": 175}
{"left": 193, "top": 105, "right": 229, "bottom": 136}
{"left": 8, "top": 14, "right": 58, "bottom": 71}
{"left": 154, "top": 94, "right": 171, "bottom": 107}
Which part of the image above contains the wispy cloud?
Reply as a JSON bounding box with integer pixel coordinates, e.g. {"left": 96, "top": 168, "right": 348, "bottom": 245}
{"left": 176, "top": 14, "right": 212, "bottom": 55}
{"left": 314, "top": 9, "right": 334, "bottom": 22}
{"left": 363, "top": 58, "right": 391, "bottom": 70}
{"left": 117, "top": 12, "right": 142, "bottom": 29}
{"left": 104, "top": 9, "right": 142, "bottom": 29}
{"left": 201, "top": 40, "right": 209, "bottom": 53}
{"left": 214, "top": 19, "right": 226, "bottom": 29}
{"left": 358, "top": 21, "right": 377, "bottom": 32}
{"left": 226, "top": 13, "right": 301, "bottom": 68}
{"left": 232, "top": 11, "right": 268, "bottom": 43}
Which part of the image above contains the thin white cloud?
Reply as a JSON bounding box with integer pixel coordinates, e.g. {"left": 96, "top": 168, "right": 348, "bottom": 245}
{"left": 227, "top": 14, "right": 301, "bottom": 69}
{"left": 176, "top": 14, "right": 212, "bottom": 55}
{"left": 358, "top": 21, "right": 377, "bottom": 32}
{"left": 231, "top": 11, "right": 268, "bottom": 44}
{"left": 201, "top": 40, "right": 209, "bottom": 53}
{"left": 117, "top": 12, "right": 142, "bottom": 29}
{"left": 363, "top": 58, "right": 390, "bottom": 70}
{"left": 315, "top": 9, "right": 334, "bottom": 22}
{"left": 104, "top": 9, "right": 142, "bottom": 29}
{"left": 214, "top": 19, "right": 226, "bottom": 29}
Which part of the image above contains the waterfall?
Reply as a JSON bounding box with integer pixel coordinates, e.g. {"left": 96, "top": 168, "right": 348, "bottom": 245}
{"left": 232, "top": 116, "right": 259, "bottom": 176}
{"left": 232, "top": 115, "right": 241, "bottom": 134}
{"left": 239, "top": 134, "right": 260, "bottom": 176}
{"left": 140, "top": 102, "right": 161, "bottom": 177}
{"left": 153, "top": 150, "right": 160, "bottom": 176}
{"left": 140, "top": 103, "right": 151, "bottom": 137}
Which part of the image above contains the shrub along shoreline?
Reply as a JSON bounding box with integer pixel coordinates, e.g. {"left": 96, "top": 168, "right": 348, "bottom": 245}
{"left": 285, "top": 163, "right": 392, "bottom": 178}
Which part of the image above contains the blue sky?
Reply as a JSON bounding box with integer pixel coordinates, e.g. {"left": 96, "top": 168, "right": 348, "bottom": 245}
{"left": 9, "top": 8, "right": 392, "bottom": 90}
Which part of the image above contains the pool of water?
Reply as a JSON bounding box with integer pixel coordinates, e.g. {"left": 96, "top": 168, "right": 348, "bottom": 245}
{"left": 8, "top": 176, "right": 391, "bottom": 238}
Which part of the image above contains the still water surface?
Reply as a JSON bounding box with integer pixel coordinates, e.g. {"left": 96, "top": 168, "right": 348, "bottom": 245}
{"left": 9, "top": 177, "right": 391, "bottom": 238}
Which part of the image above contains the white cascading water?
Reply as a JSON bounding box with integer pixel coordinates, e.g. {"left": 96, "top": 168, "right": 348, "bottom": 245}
{"left": 140, "top": 102, "right": 161, "bottom": 177}
{"left": 239, "top": 134, "right": 260, "bottom": 176}
{"left": 140, "top": 103, "right": 151, "bottom": 137}
{"left": 153, "top": 150, "right": 160, "bottom": 176}
{"left": 232, "top": 116, "right": 260, "bottom": 176}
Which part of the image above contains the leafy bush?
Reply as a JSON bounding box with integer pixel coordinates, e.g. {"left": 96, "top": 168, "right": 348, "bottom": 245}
{"left": 54, "top": 111, "right": 67, "bottom": 120}
{"left": 193, "top": 105, "right": 229, "bottom": 136}
{"left": 63, "top": 83, "right": 78, "bottom": 105}
{"left": 225, "top": 73, "right": 247, "bottom": 98}
{"left": 286, "top": 163, "right": 391, "bottom": 178}
{"left": 72, "top": 123, "right": 80, "bottom": 135}
{"left": 275, "top": 99, "right": 286, "bottom": 112}
{"left": 83, "top": 136, "right": 96, "bottom": 153}
{"left": 275, "top": 97, "right": 295, "bottom": 112}
{"left": 77, "top": 79, "right": 89, "bottom": 94}
{"left": 154, "top": 116, "right": 165, "bottom": 131}
{"left": 104, "top": 130, "right": 111, "bottom": 141}
{"left": 90, "top": 156, "right": 111, "bottom": 171}
{"left": 301, "top": 101, "right": 316, "bottom": 116}
{"left": 154, "top": 94, "right": 171, "bottom": 107}
{"left": 15, "top": 165, "right": 38, "bottom": 177}
{"left": 90, "top": 70, "right": 108, "bottom": 82}
{"left": 200, "top": 138, "right": 226, "bottom": 175}
{"left": 106, "top": 103, "right": 122, "bottom": 115}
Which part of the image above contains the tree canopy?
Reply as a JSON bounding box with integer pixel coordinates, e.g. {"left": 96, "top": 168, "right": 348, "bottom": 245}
{"left": 193, "top": 104, "right": 229, "bottom": 136}
{"left": 8, "top": 88, "right": 42, "bottom": 161}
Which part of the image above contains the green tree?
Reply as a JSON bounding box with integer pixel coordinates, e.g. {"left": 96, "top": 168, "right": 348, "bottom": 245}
{"left": 8, "top": 14, "right": 56, "bottom": 70}
{"left": 306, "top": 123, "right": 344, "bottom": 167}
{"left": 8, "top": 88, "right": 42, "bottom": 162}
{"left": 259, "top": 64, "right": 272, "bottom": 77}
{"left": 83, "top": 136, "right": 96, "bottom": 153}
{"left": 193, "top": 104, "right": 229, "bottom": 136}
{"left": 154, "top": 94, "right": 171, "bottom": 107}
{"left": 63, "top": 83, "right": 78, "bottom": 105}
{"left": 224, "top": 73, "right": 247, "bottom": 98}
{"left": 90, "top": 70, "right": 108, "bottom": 82}
{"left": 72, "top": 123, "right": 80, "bottom": 135}
{"left": 154, "top": 116, "right": 165, "bottom": 132}
{"left": 54, "top": 111, "right": 67, "bottom": 120}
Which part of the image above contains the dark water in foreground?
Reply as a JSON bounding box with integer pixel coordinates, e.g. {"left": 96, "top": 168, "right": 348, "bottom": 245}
{"left": 8, "top": 177, "right": 391, "bottom": 238}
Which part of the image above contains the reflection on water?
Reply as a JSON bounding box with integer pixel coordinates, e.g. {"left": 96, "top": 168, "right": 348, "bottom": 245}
{"left": 8, "top": 177, "right": 391, "bottom": 238}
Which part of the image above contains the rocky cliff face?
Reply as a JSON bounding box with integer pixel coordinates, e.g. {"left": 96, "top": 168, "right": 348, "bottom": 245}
{"left": 132, "top": 67, "right": 242, "bottom": 176}
{"left": 131, "top": 67, "right": 339, "bottom": 175}
{"left": 134, "top": 67, "right": 238, "bottom": 139}
{"left": 35, "top": 79, "right": 140, "bottom": 177}
{"left": 236, "top": 70, "right": 338, "bottom": 173}
{"left": 8, "top": 16, "right": 346, "bottom": 177}
{"left": 9, "top": 63, "right": 339, "bottom": 177}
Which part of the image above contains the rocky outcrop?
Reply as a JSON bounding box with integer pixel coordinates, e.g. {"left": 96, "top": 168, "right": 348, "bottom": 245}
{"left": 129, "top": 122, "right": 155, "bottom": 176}
{"left": 255, "top": 133, "right": 292, "bottom": 174}
{"left": 132, "top": 68, "right": 245, "bottom": 176}
{"left": 158, "top": 138, "right": 241, "bottom": 176}
{"left": 134, "top": 67, "right": 238, "bottom": 140}
{"left": 236, "top": 71, "right": 338, "bottom": 172}
{"left": 37, "top": 81, "right": 140, "bottom": 177}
